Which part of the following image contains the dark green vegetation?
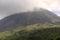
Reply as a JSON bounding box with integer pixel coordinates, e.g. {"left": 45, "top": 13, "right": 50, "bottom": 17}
{"left": 0, "top": 24, "right": 59, "bottom": 40}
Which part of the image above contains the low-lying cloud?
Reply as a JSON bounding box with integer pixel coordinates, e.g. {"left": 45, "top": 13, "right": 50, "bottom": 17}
{"left": 0, "top": 0, "right": 60, "bottom": 19}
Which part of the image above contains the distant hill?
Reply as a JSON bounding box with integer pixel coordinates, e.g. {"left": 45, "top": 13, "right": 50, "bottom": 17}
{"left": 0, "top": 8, "right": 60, "bottom": 31}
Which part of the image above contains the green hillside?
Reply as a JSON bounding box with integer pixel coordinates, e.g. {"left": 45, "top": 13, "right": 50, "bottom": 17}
{"left": 0, "top": 23, "right": 60, "bottom": 40}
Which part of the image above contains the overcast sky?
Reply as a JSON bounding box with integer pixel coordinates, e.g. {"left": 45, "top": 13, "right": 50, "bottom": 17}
{"left": 0, "top": 0, "right": 60, "bottom": 19}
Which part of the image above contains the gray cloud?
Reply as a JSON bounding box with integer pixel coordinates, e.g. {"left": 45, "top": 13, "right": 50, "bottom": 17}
{"left": 0, "top": 0, "right": 34, "bottom": 19}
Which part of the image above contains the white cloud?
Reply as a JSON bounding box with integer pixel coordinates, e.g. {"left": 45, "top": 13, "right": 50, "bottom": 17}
{"left": 29, "top": 0, "right": 59, "bottom": 11}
